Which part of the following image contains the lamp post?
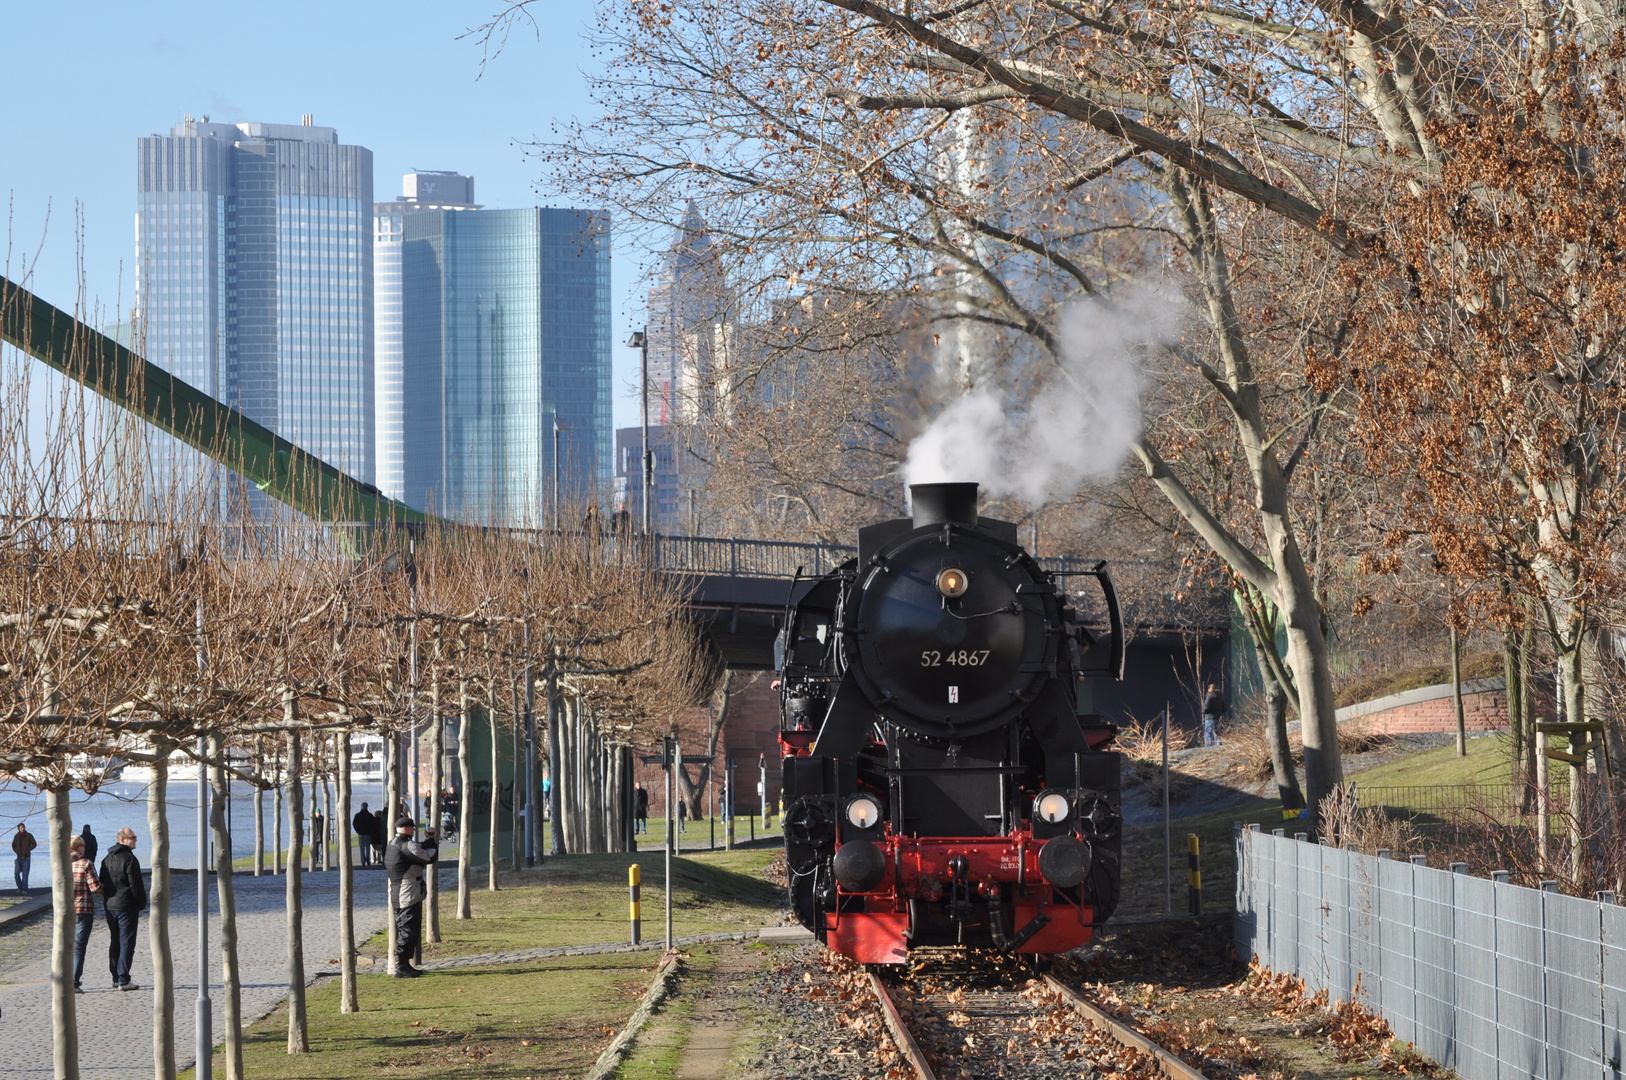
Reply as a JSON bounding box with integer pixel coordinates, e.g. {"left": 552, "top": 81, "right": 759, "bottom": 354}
{"left": 626, "top": 329, "right": 652, "bottom": 535}
{"left": 195, "top": 598, "right": 211, "bottom": 1080}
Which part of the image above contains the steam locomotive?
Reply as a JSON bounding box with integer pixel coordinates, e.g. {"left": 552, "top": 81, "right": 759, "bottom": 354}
{"left": 776, "top": 482, "right": 1125, "bottom": 964}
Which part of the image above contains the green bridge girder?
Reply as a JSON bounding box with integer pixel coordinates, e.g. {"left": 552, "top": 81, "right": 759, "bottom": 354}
{"left": 0, "top": 276, "right": 428, "bottom": 526}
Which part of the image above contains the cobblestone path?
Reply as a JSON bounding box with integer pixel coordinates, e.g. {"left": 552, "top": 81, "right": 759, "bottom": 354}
{"left": 0, "top": 866, "right": 392, "bottom": 1078}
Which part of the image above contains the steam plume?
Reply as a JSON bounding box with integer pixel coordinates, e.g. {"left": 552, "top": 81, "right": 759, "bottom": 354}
{"left": 904, "top": 285, "right": 1184, "bottom": 506}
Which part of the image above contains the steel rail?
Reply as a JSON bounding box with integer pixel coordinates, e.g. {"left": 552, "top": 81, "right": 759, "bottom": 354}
{"left": 867, "top": 973, "right": 937, "bottom": 1080}
{"left": 1043, "top": 974, "right": 1208, "bottom": 1080}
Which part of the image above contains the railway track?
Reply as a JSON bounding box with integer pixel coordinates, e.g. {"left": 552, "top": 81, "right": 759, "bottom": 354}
{"left": 867, "top": 964, "right": 1207, "bottom": 1080}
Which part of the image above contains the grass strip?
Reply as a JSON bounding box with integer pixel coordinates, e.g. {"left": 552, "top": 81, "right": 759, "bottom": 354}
{"left": 182, "top": 952, "right": 657, "bottom": 1080}
{"left": 391, "top": 849, "right": 782, "bottom": 961}
{"left": 584, "top": 953, "right": 683, "bottom": 1080}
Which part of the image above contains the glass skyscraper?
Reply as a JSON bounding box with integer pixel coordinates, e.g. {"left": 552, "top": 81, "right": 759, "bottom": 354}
{"left": 375, "top": 174, "right": 611, "bottom": 524}
{"left": 136, "top": 115, "right": 373, "bottom": 511}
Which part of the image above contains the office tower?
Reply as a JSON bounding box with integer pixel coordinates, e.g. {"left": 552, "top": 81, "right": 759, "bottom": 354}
{"left": 645, "top": 203, "right": 736, "bottom": 427}
{"left": 613, "top": 424, "right": 684, "bottom": 532}
{"left": 374, "top": 171, "right": 477, "bottom": 503}
{"left": 375, "top": 174, "right": 612, "bottom": 524}
{"left": 136, "top": 114, "right": 373, "bottom": 511}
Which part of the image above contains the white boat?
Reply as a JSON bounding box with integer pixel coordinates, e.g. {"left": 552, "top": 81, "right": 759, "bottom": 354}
{"left": 350, "top": 734, "right": 386, "bottom": 783}
{"left": 118, "top": 745, "right": 205, "bottom": 784}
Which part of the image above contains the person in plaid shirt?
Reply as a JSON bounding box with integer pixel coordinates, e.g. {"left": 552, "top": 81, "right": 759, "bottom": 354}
{"left": 70, "top": 834, "right": 101, "bottom": 993}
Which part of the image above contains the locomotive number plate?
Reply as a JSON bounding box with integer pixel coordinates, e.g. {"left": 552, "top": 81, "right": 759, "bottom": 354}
{"left": 919, "top": 649, "right": 991, "bottom": 667}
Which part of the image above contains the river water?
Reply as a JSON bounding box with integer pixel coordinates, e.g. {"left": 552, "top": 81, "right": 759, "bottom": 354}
{"left": 0, "top": 777, "right": 390, "bottom": 880}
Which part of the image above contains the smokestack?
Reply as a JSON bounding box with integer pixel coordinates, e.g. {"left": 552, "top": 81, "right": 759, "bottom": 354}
{"left": 910, "top": 482, "right": 979, "bottom": 529}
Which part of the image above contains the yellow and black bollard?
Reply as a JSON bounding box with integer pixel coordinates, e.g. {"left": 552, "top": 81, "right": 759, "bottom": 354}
{"left": 629, "top": 863, "right": 642, "bottom": 944}
{"left": 1186, "top": 834, "right": 1202, "bottom": 915}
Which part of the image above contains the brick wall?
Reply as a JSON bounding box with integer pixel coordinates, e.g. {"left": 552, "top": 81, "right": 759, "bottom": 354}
{"left": 631, "top": 670, "right": 782, "bottom": 819}
{"left": 1355, "top": 689, "right": 1507, "bottom": 735}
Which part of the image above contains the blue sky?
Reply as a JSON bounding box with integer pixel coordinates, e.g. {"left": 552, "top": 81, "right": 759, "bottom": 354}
{"left": 0, "top": 1, "right": 650, "bottom": 429}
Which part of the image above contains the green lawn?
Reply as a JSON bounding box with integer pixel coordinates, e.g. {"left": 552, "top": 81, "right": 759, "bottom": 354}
{"left": 182, "top": 845, "right": 786, "bottom": 1080}
{"left": 1345, "top": 733, "right": 1514, "bottom": 788}
{"left": 183, "top": 953, "right": 655, "bottom": 1080}
{"left": 351, "top": 847, "right": 784, "bottom": 961}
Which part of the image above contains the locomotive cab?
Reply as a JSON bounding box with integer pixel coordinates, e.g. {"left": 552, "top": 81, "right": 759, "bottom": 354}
{"left": 778, "top": 482, "right": 1126, "bottom": 964}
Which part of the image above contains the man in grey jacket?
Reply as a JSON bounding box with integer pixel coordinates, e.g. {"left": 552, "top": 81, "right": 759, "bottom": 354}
{"left": 383, "top": 816, "right": 438, "bottom": 977}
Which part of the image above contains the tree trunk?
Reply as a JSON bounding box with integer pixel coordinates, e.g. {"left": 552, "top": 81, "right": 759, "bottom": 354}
{"left": 489, "top": 700, "right": 500, "bottom": 888}
{"left": 1264, "top": 679, "right": 1302, "bottom": 814}
{"left": 284, "top": 722, "right": 308, "bottom": 1054}
{"left": 148, "top": 741, "right": 176, "bottom": 1080}
{"left": 336, "top": 732, "right": 358, "bottom": 1014}
{"left": 1505, "top": 625, "right": 1525, "bottom": 806}
{"left": 548, "top": 663, "right": 563, "bottom": 856}
{"left": 1273, "top": 545, "right": 1342, "bottom": 830}
{"left": 325, "top": 764, "right": 338, "bottom": 871}
{"left": 272, "top": 747, "right": 283, "bottom": 875}
{"left": 457, "top": 679, "right": 473, "bottom": 919}
{"left": 253, "top": 750, "right": 264, "bottom": 876}
{"left": 385, "top": 730, "right": 402, "bottom": 975}
{"left": 1451, "top": 624, "right": 1467, "bottom": 756}
{"left": 207, "top": 736, "right": 243, "bottom": 1080}
{"left": 48, "top": 785, "right": 78, "bottom": 1080}
{"left": 1237, "top": 588, "right": 1304, "bottom": 812}
{"left": 428, "top": 665, "right": 443, "bottom": 943}
{"left": 1521, "top": 610, "right": 1538, "bottom": 812}
{"left": 308, "top": 774, "right": 319, "bottom": 873}
{"left": 1558, "top": 634, "right": 1589, "bottom": 884}
{"left": 510, "top": 678, "right": 523, "bottom": 869}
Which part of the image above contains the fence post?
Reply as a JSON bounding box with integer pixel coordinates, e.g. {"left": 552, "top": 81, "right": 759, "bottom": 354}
{"left": 1491, "top": 870, "right": 1510, "bottom": 883}
{"left": 1377, "top": 848, "right": 1391, "bottom": 860}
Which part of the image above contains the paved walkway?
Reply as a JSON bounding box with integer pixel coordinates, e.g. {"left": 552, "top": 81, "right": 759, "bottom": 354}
{"left": 0, "top": 866, "right": 393, "bottom": 1078}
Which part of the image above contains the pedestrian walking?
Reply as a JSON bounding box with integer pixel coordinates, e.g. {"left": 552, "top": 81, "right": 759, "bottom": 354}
{"left": 372, "top": 810, "right": 387, "bottom": 859}
{"left": 1201, "top": 683, "right": 1228, "bottom": 748}
{"left": 677, "top": 798, "right": 687, "bottom": 833}
{"left": 310, "top": 807, "right": 325, "bottom": 867}
{"left": 99, "top": 827, "right": 146, "bottom": 990}
{"left": 69, "top": 834, "right": 101, "bottom": 993}
{"left": 634, "top": 784, "right": 649, "bottom": 835}
{"left": 352, "top": 803, "right": 376, "bottom": 866}
{"left": 79, "top": 824, "right": 98, "bottom": 867}
{"left": 12, "top": 822, "right": 36, "bottom": 892}
{"left": 383, "top": 816, "right": 438, "bottom": 978}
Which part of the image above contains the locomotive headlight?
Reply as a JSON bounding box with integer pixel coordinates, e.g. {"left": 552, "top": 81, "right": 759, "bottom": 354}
{"left": 1034, "top": 791, "right": 1071, "bottom": 824}
{"left": 845, "top": 794, "right": 884, "bottom": 830}
{"left": 936, "top": 567, "right": 970, "bottom": 598}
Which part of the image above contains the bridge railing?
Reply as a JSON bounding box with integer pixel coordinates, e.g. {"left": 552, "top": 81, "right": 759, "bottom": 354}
{"left": 651, "top": 535, "right": 854, "bottom": 578}
{"left": 649, "top": 535, "right": 1100, "bottom": 581}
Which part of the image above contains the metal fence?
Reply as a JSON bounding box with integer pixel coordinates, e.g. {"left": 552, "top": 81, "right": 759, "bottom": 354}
{"left": 1356, "top": 781, "right": 1572, "bottom": 820}
{"left": 1235, "top": 825, "right": 1626, "bottom": 1079}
